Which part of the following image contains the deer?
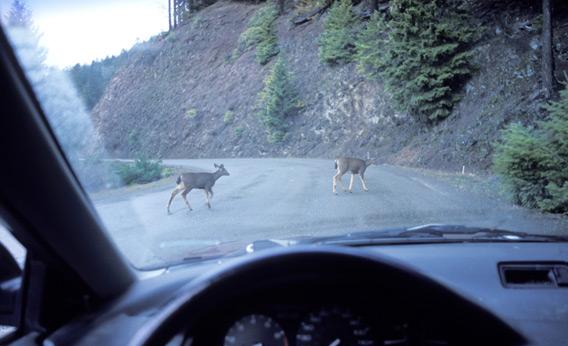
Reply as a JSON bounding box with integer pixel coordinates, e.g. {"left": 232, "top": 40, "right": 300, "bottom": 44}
{"left": 167, "top": 163, "right": 230, "bottom": 215}
{"left": 333, "top": 157, "right": 374, "bottom": 194}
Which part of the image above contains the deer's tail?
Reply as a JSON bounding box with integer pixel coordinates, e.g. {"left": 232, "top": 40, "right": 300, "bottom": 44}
{"left": 334, "top": 160, "right": 337, "bottom": 170}
{"left": 176, "top": 175, "right": 181, "bottom": 185}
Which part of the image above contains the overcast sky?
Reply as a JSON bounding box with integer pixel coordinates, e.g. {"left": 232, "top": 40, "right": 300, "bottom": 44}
{"left": 0, "top": 0, "right": 168, "bottom": 67}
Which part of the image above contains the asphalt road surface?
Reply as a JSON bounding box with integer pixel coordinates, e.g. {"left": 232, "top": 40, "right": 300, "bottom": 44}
{"left": 88, "top": 159, "right": 568, "bottom": 268}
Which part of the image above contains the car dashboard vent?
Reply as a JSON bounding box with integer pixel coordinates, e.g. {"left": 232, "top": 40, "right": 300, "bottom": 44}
{"left": 499, "top": 263, "right": 568, "bottom": 288}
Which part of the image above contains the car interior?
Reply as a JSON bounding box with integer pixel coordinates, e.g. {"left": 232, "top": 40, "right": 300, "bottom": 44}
{"left": 1, "top": 10, "right": 568, "bottom": 346}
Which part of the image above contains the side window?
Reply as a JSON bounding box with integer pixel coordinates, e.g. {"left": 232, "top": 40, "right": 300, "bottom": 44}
{"left": 0, "top": 219, "right": 26, "bottom": 339}
{"left": 0, "top": 222, "right": 26, "bottom": 268}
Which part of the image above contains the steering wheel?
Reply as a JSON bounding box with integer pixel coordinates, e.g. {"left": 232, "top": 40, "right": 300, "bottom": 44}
{"left": 129, "top": 246, "right": 524, "bottom": 346}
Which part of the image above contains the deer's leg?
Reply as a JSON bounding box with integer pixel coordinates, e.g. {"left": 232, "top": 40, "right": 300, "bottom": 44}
{"left": 167, "top": 185, "right": 184, "bottom": 214}
{"left": 181, "top": 188, "right": 193, "bottom": 211}
{"left": 333, "top": 172, "right": 346, "bottom": 194}
{"left": 348, "top": 174, "right": 355, "bottom": 193}
{"left": 332, "top": 174, "right": 337, "bottom": 194}
{"left": 332, "top": 172, "right": 340, "bottom": 194}
{"left": 205, "top": 186, "right": 213, "bottom": 207}
{"left": 338, "top": 173, "right": 347, "bottom": 192}
{"left": 203, "top": 189, "right": 211, "bottom": 209}
{"left": 359, "top": 174, "right": 369, "bottom": 192}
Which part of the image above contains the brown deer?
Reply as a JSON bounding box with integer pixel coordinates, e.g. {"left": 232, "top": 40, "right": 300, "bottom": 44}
{"left": 333, "top": 157, "right": 373, "bottom": 194}
{"left": 167, "top": 163, "right": 230, "bottom": 214}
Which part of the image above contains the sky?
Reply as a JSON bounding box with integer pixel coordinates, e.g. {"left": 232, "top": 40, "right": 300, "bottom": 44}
{"left": 0, "top": 0, "right": 168, "bottom": 67}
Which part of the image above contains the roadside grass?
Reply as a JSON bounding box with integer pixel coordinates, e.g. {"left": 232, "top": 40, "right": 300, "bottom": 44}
{"left": 113, "top": 159, "right": 173, "bottom": 185}
{"left": 224, "top": 110, "right": 235, "bottom": 123}
{"left": 400, "top": 166, "right": 568, "bottom": 223}
{"left": 89, "top": 166, "right": 182, "bottom": 202}
{"left": 185, "top": 108, "right": 198, "bottom": 119}
{"left": 400, "top": 166, "right": 510, "bottom": 202}
{"left": 424, "top": 169, "right": 568, "bottom": 224}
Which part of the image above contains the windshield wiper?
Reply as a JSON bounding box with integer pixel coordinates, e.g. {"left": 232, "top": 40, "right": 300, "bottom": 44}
{"left": 141, "top": 240, "right": 251, "bottom": 270}
{"left": 152, "top": 225, "right": 567, "bottom": 269}
{"left": 302, "top": 224, "right": 568, "bottom": 246}
{"left": 141, "top": 254, "right": 227, "bottom": 271}
{"left": 401, "top": 224, "right": 566, "bottom": 241}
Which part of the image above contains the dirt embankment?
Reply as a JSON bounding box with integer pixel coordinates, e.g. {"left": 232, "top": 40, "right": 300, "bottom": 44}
{"left": 92, "top": 0, "right": 568, "bottom": 173}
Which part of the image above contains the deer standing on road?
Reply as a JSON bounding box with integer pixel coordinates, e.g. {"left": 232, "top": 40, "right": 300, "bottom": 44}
{"left": 167, "top": 163, "right": 230, "bottom": 214}
{"left": 333, "top": 157, "right": 373, "bottom": 194}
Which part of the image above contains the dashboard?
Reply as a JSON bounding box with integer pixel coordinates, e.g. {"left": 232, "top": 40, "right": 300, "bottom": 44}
{"left": 45, "top": 242, "right": 568, "bottom": 346}
{"left": 148, "top": 246, "right": 525, "bottom": 346}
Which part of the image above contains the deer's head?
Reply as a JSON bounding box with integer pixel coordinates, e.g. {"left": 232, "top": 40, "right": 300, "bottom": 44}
{"left": 214, "top": 163, "right": 230, "bottom": 176}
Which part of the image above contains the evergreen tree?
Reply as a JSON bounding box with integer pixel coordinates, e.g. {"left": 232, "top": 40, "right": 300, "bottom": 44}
{"left": 493, "top": 123, "right": 550, "bottom": 209}
{"left": 356, "top": 0, "right": 476, "bottom": 122}
{"left": 494, "top": 85, "right": 568, "bottom": 213}
{"left": 541, "top": 0, "right": 555, "bottom": 99}
{"left": 6, "top": 0, "right": 32, "bottom": 27}
{"left": 5, "top": 0, "right": 113, "bottom": 191}
{"left": 539, "top": 85, "right": 568, "bottom": 212}
{"left": 355, "top": 11, "right": 388, "bottom": 79}
{"left": 257, "top": 57, "right": 301, "bottom": 143}
{"left": 319, "top": 0, "right": 359, "bottom": 64}
{"left": 238, "top": 3, "right": 279, "bottom": 65}
{"left": 68, "top": 52, "right": 129, "bottom": 110}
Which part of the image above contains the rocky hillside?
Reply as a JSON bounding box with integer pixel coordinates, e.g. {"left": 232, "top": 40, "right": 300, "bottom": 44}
{"left": 91, "top": 0, "right": 568, "bottom": 172}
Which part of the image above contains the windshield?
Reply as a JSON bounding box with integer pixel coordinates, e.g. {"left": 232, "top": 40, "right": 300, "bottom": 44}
{"left": 2, "top": 0, "right": 567, "bottom": 268}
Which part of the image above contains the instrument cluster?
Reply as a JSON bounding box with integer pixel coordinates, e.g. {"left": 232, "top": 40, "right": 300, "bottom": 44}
{"left": 221, "top": 306, "right": 408, "bottom": 346}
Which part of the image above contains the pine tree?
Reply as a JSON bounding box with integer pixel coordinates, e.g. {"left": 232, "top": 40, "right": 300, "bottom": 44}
{"left": 257, "top": 57, "right": 301, "bottom": 143}
{"left": 355, "top": 11, "right": 388, "bottom": 79}
{"left": 238, "top": 3, "right": 279, "bottom": 65}
{"left": 493, "top": 85, "right": 568, "bottom": 213}
{"left": 541, "top": 0, "right": 556, "bottom": 99}
{"left": 493, "top": 123, "right": 550, "bottom": 209}
{"left": 5, "top": 0, "right": 112, "bottom": 190}
{"left": 356, "top": 0, "right": 476, "bottom": 122}
{"left": 539, "top": 85, "right": 568, "bottom": 212}
{"left": 319, "top": 0, "right": 359, "bottom": 64}
{"left": 68, "top": 52, "right": 128, "bottom": 110}
{"left": 6, "top": 0, "right": 32, "bottom": 27}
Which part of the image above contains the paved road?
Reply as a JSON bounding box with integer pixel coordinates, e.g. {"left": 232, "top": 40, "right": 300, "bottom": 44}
{"left": 92, "top": 159, "right": 568, "bottom": 267}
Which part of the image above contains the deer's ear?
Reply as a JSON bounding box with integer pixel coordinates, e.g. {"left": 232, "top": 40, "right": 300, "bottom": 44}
{"left": 214, "top": 163, "right": 219, "bottom": 168}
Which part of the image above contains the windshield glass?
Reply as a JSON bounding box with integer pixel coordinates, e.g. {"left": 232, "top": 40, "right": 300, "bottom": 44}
{"left": 2, "top": 0, "right": 567, "bottom": 268}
